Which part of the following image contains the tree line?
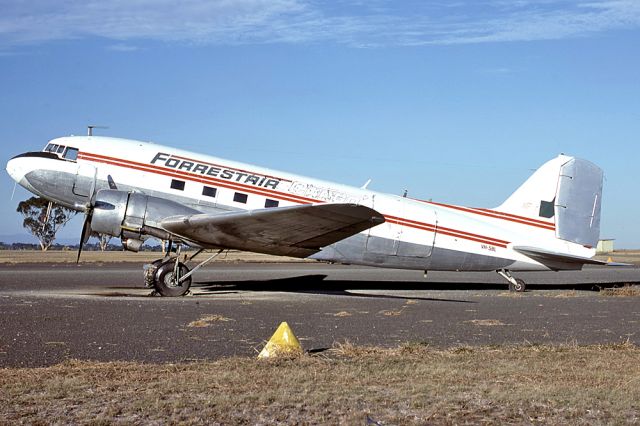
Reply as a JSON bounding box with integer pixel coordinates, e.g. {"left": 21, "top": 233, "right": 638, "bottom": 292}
{"left": 15, "top": 196, "right": 171, "bottom": 252}
{"left": 15, "top": 196, "right": 113, "bottom": 251}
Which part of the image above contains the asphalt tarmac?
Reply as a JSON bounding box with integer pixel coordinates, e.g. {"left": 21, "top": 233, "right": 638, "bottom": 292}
{"left": 1, "top": 262, "right": 639, "bottom": 367}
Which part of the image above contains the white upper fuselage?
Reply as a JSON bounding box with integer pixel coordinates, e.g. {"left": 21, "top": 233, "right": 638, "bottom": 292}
{"left": 7, "top": 135, "right": 597, "bottom": 271}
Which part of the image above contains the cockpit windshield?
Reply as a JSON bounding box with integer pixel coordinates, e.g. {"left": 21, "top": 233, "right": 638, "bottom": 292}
{"left": 43, "top": 143, "right": 79, "bottom": 161}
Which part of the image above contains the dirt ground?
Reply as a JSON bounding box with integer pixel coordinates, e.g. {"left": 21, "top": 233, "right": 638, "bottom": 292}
{"left": 0, "top": 249, "right": 305, "bottom": 264}
{"left": 1, "top": 249, "right": 638, "bottom": 265}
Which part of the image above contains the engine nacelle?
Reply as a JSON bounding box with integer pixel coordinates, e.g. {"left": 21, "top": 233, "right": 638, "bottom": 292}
{"left": 91, "top": 189, "right": 201, "bottom": 244}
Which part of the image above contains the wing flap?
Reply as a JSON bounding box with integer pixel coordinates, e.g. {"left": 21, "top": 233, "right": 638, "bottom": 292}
{"left": 160, "top": 203, "right": 384, "bottom": 257}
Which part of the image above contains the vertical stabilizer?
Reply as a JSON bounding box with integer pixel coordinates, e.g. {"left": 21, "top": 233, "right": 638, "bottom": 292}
{"left": 496, "top": 155, "right": 603, "bottom": 247}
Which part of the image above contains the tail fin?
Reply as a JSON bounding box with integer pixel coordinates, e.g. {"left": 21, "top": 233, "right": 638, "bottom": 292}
{"left": 496, "top": 155, "right": 603, "bottom": 247}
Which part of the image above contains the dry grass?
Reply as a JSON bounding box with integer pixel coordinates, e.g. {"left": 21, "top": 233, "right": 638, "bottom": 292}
{"left": 595, "top": 249, "right": 640, "bottom": 265}
{"left": 600, "top": 284, "right": 640, "bottom": 297}
{"left": 464, "top": 319, "right": 506, "bottom": 326}
{"left": 0, "top": 249, "right": 305, "bottom": 264}
{"left": 186, "top": 314, "right": 234, "bottom": 328}
{"left": 1, "top": 343, "right": 639, "bottom": 424}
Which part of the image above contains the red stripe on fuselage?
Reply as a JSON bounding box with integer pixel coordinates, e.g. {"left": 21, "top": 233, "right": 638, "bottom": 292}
{"left": 78, "top": 152, "right": 316, "bottom": 204}
{"left": 78, "top": 151, "right": 511, "bottom": 249}
{"left": 385, "top": 215, "right": 509, "bottom": 248}
{"left": 425, "top": 201, "right": 555, "bottom": 231}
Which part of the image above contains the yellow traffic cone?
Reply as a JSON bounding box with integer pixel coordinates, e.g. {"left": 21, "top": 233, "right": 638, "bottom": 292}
{"left": 607, "top": 256, "right": 613, "bottom": 263}
{"left": 258, "top": 322, "right": 303, "bottom": 358}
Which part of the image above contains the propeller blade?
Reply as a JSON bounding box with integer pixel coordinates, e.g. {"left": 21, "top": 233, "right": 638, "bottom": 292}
{"left": 76, "top": 211, "right": 93, "bottom": 263}
{"left": 82, "top": 215, "right": 92, "bottom": 244}
{"left": 77, "top": 172, "right": 100, "bottom": 263}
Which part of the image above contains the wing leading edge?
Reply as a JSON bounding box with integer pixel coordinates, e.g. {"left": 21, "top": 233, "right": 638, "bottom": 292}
{"left": 160, "top": 203, "right": 385, "bottom": 257}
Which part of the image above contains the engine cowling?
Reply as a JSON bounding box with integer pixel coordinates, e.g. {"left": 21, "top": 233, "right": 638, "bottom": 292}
{"left": 90, "top": 189, "right": 201, "bottom": 247}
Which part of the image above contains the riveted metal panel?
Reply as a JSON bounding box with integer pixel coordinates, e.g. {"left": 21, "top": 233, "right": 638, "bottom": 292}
{"left": 72, "top": 163, "right": 96, "bottom": 197}
{"left": 555, "top": 158, "right": 603, "bottom": 247}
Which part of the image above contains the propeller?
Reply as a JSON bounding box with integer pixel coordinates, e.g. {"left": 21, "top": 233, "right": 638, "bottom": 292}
{"left": 76, "top": 170, "right": 111, "bottom": 263}
{"left": 76, "top": 208, "right": 93, "bottom": 263}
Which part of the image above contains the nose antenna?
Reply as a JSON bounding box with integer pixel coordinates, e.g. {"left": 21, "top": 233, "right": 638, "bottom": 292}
{"left": 87, "top": 125, "right": 108, "bottom": 136}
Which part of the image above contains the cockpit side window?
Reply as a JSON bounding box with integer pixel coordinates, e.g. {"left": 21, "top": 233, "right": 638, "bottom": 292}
{"left": 63, "top": 147, "right": 79, "bottom": 161}
{"left": 56, "top": 145, "right": 65, "bottom": 154}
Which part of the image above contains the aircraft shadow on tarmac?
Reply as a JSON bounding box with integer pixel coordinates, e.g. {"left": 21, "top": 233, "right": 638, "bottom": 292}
{"left": 191, "top": 274, "right": 633, "bottom": 301}
{"left": 194, "top": 274, "right": 473, "bottom": 303}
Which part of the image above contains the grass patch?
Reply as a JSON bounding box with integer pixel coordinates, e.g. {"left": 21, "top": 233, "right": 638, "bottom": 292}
{"left": 464, "top": 319, "right": 506, "bottom": 326}
{"left": 1, "top": 343, "right": 639, "bottom": 424}
{"left": 186, "top": 314, "right": 233, "bottom": 328}
{"left": 0, "top": 250, "right": 304, "bottom": 264}
{"left": 600, "top": 284, "right": 640, "bottom": 297}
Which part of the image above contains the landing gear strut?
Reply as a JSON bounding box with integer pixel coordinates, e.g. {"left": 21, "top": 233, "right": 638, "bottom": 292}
{"left": 497, "top": 269, "right": 526, "bottom": 292}
{"left": 144, "top": 246, "right": 223, "bottom": 297}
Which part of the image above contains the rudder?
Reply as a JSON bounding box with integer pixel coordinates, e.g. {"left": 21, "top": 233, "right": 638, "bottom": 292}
{"left": 555, "top": 158, "right": 603, "bottom": 247}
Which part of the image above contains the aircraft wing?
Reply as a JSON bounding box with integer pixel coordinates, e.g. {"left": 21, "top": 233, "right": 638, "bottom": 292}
{"left": 160, "top": 203, "right": 385, "bottom": 257}
{"left": 513, "top": 246, "right": 630, "bottom": 269}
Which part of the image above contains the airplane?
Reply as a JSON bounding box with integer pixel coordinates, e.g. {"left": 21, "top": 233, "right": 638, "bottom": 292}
{"left": 6, "top": 134, "right": 607, "bottom": 296}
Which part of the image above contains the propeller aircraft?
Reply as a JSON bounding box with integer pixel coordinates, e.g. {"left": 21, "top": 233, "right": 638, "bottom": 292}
{"left": 6, "top": 135, "right": 606, "bottom": 296}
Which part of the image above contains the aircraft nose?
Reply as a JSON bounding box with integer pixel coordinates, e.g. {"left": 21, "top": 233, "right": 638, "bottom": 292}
{"left": 6, "top": 156, "right": 27, "bottom": 183}
{"left": 6, "top": 154, "right": 40, "bottom": 193}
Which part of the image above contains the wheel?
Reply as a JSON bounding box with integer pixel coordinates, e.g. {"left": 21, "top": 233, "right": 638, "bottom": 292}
{"left": 144, "top": 259, "right": 165, "bottom": 288}
{"left": 153, "top": 260, "right": 192, "bottom": 297}
{"left": 509, "top": 278, "right": 526, "bottom": 293}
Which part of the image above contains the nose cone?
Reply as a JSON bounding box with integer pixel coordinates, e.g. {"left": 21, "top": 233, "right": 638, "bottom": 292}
{"left": 6, "top": 156, "right": 27, "bottom": 183}
{"left": 6, "top": 155, "right": 38, "bottom": 194}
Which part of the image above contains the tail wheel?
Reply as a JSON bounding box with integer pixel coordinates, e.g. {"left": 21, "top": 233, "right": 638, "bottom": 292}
{"left": 509, "top": 278, "right": 526, "bottom": 292}
{"left": 153, "top": 260, "right": 192, "bottom": 297}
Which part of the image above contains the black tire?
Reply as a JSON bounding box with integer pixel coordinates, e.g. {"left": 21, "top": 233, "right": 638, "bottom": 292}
{"left": 153, "top": 261, "right": 192, "bottom": 297}
{"left": 509, "top": 278, "right": 526, "bottom": 293}
{"left": 144, "top": 259, "right": 166, "bottom": 288}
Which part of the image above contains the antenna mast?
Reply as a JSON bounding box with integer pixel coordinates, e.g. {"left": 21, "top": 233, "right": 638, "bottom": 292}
{"left": 87, "top": 125, "right": 108, "bottom": 136}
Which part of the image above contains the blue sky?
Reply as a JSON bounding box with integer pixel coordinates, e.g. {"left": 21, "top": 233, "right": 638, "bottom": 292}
{"left": 1, "top": 0, "right": 639, "bottom": 247}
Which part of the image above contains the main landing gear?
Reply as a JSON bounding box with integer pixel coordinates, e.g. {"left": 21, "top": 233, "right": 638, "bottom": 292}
{"left": 497, "top": 269, "right": 526, "bottom": 292}
{"left": 144, "top": 245, "right": 223, "bottom": 297}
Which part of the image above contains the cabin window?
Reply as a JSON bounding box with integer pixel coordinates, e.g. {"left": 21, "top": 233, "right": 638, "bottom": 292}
{"left": 265, "top": 199, "right": 279, "bottom": 208}
{"left": 170, "top": 179, "right": 185, "bottom": 191}
{"left": 202, "top": 186, "right": 217, "bottom": 198}
{"left": 63, "top": 147, "right": 78, "bottom": 161}
{"left": 233, "top": 192, "right": 248, "bottom": 204}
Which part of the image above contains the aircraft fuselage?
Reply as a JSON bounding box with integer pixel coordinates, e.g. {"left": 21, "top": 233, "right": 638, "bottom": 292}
{"left": 7, "top": 136, "right": 598, "bottom": 273}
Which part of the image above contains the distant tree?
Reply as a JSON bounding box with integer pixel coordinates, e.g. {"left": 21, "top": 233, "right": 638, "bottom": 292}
{"left": 91, "top": 231, "right": 113, "bottom": 251}
{"left": 16, "top": 197, "right": 77, "bottom": 251}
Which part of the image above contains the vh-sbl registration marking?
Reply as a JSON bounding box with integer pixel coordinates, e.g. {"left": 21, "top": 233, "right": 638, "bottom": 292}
{"left": 151, "top": 152, "right": 281, "bottom": 189}
{"left": 481, "top": 244, "right": 497, "bottom": 252}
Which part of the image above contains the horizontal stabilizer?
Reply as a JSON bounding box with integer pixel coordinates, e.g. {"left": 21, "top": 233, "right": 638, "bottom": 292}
{"left": 515, "top": 246, "right": 633, "bottom": 268}
{"left": 160, "top": 203, "right": 385, "bottom": 257}
{"left": 604, "top": 261, "right": 634, "bottom": 267}
{"left": 513, "top": 246, "right": 607, "bottom": 268}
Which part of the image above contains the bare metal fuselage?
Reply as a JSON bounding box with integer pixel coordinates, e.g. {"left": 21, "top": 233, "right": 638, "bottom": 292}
{"left": 6, "top": 136, "right": 602, "bottom": 273}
